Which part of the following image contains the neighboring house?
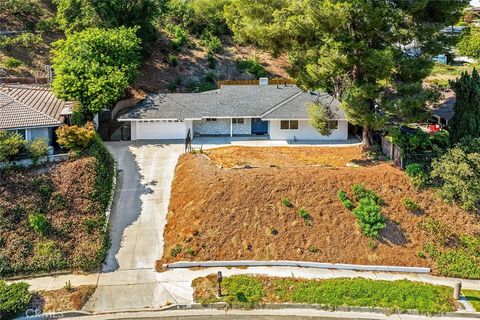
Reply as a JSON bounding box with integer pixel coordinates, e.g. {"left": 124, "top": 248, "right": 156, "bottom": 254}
{"left": 0, "top": 84, "right": 73, "bottom": 146}
{"left": 119, "top": 81, "right": 348, "bottom": 141}
{"left": 432, "top": 90, "right": 456, "bottom": 128}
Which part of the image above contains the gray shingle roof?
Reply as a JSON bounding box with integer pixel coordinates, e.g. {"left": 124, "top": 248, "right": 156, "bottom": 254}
{"left": 120, "top": 85, "right": 344, "bottom": 121}
{"left": 0, "top": 85, "right": 72, "bottom": 130}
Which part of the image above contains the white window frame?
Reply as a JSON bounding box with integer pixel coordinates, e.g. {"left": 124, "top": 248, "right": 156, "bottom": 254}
{"left": 280, "top": 120, "right": 299, "bottom": 131}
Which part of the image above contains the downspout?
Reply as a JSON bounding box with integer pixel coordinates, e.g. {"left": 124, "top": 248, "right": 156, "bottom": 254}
{"left": 230, "top": 118, "right": 233, "bottom": 137}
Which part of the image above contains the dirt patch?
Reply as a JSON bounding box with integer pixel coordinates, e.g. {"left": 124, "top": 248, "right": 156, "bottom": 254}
{"left": 31, "top": 285, "right": 96, "bottom": 313}
{"left": 204, "top": 146, "right": 365, "bottom": 168}
{"left": 157, "top": 153, "right": 479, "bottom": 274}
{"left": 0, "top": 157, "right": 108, "bottom": 277}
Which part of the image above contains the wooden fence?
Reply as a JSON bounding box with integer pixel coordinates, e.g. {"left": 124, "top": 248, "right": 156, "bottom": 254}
{"left": 380, "top": 135, "right": 403, "bottom": 168}
{"left": 217, "top": 78, "right": 295, "bottom": 87}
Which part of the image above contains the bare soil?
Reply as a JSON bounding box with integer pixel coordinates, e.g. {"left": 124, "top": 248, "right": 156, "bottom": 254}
{"left": 204, "top": 146, "right": 365, "bottom": 168}
{"left": 31, "top": 286, "right": 96, "bottom": 312}
{"left": 0, "top": 158, "right": 107, "bottom": 277}
{"left": 157, "top": 149, "right": 479, "bottom": 274}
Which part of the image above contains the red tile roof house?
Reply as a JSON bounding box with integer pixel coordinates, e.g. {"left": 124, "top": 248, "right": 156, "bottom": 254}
{"left": 119, "top": 81, "right": 348, "bottom": 141}
{"left": 0, "top": 84, "right": 73, "bottom": 148}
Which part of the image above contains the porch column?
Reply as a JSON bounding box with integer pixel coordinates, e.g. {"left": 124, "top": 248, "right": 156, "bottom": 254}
{"left": 230, "top": 118, "right": 233, "bottom": 137}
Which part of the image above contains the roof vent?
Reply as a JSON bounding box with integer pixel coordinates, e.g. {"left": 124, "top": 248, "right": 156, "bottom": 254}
{"left": 259, "top": 78, "right": 269, "bottom": 86}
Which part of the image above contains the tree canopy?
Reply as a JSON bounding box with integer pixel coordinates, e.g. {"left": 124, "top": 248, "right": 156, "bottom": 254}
{"left": 449, "top": 69, "right": 480, "bottom": 144}
{"left": 457, "top": 28, "right": 480, "bottom": 59}
{"left": 53, "top": 0, "right": 165, "bottom": 41}
{"left": 225, "top": 0, "right": 468, "bottom": 146}
{"left": 51, "top": 27, "right": 141, "bottom": 120}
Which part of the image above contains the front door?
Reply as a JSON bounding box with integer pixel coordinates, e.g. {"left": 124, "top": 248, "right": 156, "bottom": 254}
{"left": 251, "top": 118, "right": 269, "bottom": 135}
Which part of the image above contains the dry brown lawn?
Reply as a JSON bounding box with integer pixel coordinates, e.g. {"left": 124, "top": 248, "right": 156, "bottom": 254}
{"left": 204, "top": 146, "right": 365, "bottom": 168}
{"left": 157, "top": 148, "right": 479, "bottom": 274}
{"left": 32, "top": 286, "right": 96, "bottom": 313}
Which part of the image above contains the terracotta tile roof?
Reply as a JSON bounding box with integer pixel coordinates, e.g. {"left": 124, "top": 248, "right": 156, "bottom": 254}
{"left": 0, "top": 85, "right": 73, "bottom": 130}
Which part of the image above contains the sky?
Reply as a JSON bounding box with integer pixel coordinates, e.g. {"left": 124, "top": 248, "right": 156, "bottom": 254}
{"left": 472, "top": 0, "right": 480, "bottom": 6}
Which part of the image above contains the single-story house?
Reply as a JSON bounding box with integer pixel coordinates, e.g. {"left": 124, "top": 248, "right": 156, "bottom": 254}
{"left": 119, "top": 81, "right": 348, "bottom": 141}
{"left": 0, "top": 84, "right": 73, "bottom": 146}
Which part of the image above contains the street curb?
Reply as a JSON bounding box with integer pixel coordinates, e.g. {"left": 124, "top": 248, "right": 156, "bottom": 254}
{"left": 170, "top": 303, "right": 480, "bottom": 318}
{"left": 163, "top": 260, "right": 431, "bottom": 274}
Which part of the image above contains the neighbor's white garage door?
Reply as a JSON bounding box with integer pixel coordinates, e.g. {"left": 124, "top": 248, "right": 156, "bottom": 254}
{"left": 135, "top": 120, "right": 186, "bottom": 140}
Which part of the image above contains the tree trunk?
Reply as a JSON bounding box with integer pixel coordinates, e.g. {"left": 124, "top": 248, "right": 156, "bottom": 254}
{"left": 362, "top": 126, "right": 374, "bottom": 151}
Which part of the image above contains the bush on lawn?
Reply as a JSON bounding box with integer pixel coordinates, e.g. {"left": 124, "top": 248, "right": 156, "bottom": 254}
{"left": 353, "top": 198, "right": 385, "bottom": 238}
{"left": 337, "top": 190, "right": 353, "bottom": 209}
{"left": 0, "top": 281, "right": 32, "bottom": 319}
{"left": 405, "top": 163, "right": 430, "bottom": 189}
{"left": 281, "top": 197, "right": 292, "bottom": 207}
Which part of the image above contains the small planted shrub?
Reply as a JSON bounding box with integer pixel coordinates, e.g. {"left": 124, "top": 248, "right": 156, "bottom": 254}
{"left": 405, "top": 163, "right": 429, "bottom": 189}
{"left": 281, "top": 197, "right": 292, "bottom": 207}
{"left": 402, "top": 197, "right": 420, "bottom": 212}
{"left": 170, "top": 244, "right": 182, "bottom": 257}
{"left": 0, "top": 281, "right": 32, "bottom": 319}
{"left": 185, "top": 247, "right": 195, "bottom": 256}
{"left": 201, "top": 34, "right": 223, "bottom": 54}
{"left": 168, "top": 54, "right": 178, "bottom": 66}
{"left": 352, "top": 184, "right": 382, "bottom": 204}
{"left": 308, "top": 246, "right": 318, "bottom": 253}
{"left": 237, "top": 57, "right": 267, "bottom": 78}
{"left": 171, "top": 26, "right": 187, "bottom": 49}
{"left": 298, "top": 208, "right": 312, "bottom": 225}
{"left": 0, "top": 130, "right": 25, "bottom": 163}
{"left": 337, "top": 190, "right": 354, "bottom": 210}
{"left": 28, "top": 213, "right": 49, "bottom": 236}
{"left": 56, "top": 122, "right": 96, "bottom": 152}
{"left": 353, "top": 198, "right": 385, "bottom": 238}
{"left": 26, "top": 138, "right": 48, "bottom": 165}
{"left": 3, "top": 57, "right": 23, "bottom": 68}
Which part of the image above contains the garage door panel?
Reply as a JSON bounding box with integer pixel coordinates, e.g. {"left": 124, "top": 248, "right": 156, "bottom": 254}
{"left": 136, "top": 121, "right": 186, "bottom": 140}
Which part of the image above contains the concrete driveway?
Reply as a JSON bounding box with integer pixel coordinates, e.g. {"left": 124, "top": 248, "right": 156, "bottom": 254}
{"left": 83, "top": 141, "right": 188, "bottom": 313}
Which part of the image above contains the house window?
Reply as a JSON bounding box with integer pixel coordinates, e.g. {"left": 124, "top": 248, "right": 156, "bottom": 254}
{"left": 280, "top": 120, "right": 299, "bottom": 130}
{"left": 206, "top": 118, "right": 217, "bottom": 122}
{"left": 8, "top": 129, "right": 26, "bottom": 139}
{"left": 328, "top": 120, "right": 338, "bottom": 130}
{"left": 232, "top": 118, "right": 244, "bottom": 124}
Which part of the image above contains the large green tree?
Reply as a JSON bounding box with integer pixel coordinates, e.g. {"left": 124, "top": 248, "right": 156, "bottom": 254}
{"left": 449, "top": 70, "right": 480, "bottom": 144}
{"left": 51, "top": 27, "right": 141, "bottom": 119}
{"left": 53, "top": 0, "right": 165, "bottom": 41}
{"left": 225, "top": 0, "right": 468, "bottom": 147}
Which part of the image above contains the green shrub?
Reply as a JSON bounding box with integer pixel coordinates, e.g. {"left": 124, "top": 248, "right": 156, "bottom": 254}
{"left": 171, "top": 26, "right": 187, "bottom": 49}
{"left": 222, "top": 275, "right": 264, "bottom": 309}
{"left": 32, "top": 178, "right": 53, "bottom": 202}
{"left": 170, "top": 244, "right": 182, "bottom": 257}
{"left": 49, "top": 193, "right": 69, "bottom": 211}
{"left": 0, "top": 130, "right": 25, "bottom": 163}
{"left": 435, "top": 249, "right": 480, "bottom": 279}
{"left": 298, "top": 208, "right": 312, "bottom": 225}
{"left": 351, "top": 184, "right": 382, "bottom": 204}
{"left": 185, "top": 247, "right": 195, "bottom": 256}
{"left": 402, "top": 197, "right": 420, "bottom": 212}
{"left": 168, "top": 54, "right": 178, "bottom": 66}
{"left": 431, "top": 143, "right": 480, "bottom": 211}
{"left": 3, "top": 57, "right": 23, "bottom": 68}
{"left": 32, "top": 240, "right": 67, "bottom": 271}
{"left": 28, "top": 213, "right": 49, "bottom": 236}
{"left": 0, "top": 281, "right": 32, "bottom": 319}
{"left": 56, "top": 122, "right": 96, "bottom": 153}
{"left": 202, "top": 34, "right": 223, "bottom": 54}
{"left": 353, "top": 198, "right": 385, "bottom": 238}
{"left": 337, "top": 190, "right": 354, "bottom": 209}
{"left": 26, "top": 138, "right": 48, "bottom": 165}
{"left": 0, "top": 32, "right": 43, "bottom": 49}
{"left": 281, "top": 197, "right": 292, "bottom": 207}
{"left": 405, "top": 163, "right": 430, "bottom": 189}
{"left": 237, "top": 57, "right": 267, "bottom": 78}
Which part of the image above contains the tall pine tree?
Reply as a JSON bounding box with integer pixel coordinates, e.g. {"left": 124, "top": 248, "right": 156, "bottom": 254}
{"left": 450, "top": 70, "right": 480, "bottom": 144}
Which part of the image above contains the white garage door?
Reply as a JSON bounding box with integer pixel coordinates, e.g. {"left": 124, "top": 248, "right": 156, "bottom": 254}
{"left": 136, "top": 120, "right": 186, "bottom": 140}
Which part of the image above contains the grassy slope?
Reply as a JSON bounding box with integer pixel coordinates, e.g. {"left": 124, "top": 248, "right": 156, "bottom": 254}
{"left": 193, "top": 275, "right": 456, "bottom": 314}
{"left": 463, "top": 290, "right": 480, "bottom": 311}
